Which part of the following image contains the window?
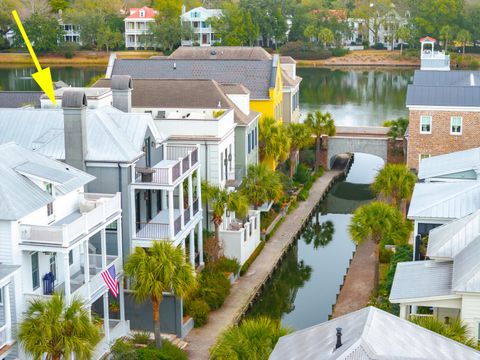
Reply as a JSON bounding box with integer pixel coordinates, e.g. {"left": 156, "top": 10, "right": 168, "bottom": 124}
{"left": 144, "top": 137, "right": 151, "bottom": 167}
{"left": 49, "top": 254, "right": 56, "bottom": 279}
{"left": 31, "top": 252, "right": 39, "bottom": 290}
{"left": 106, "top": 220, "right": 117, "bottom": 231}
{"left": 451, "top": 116, "right": 462, "bottom": 135}
{"left": 255, "top": 126, "right": 258, "bottom": 147}
{"left": 229, "top": 145, "right": 232, "bottom": 171}
{"left": 46, "top": 183, "right": 53, "bottom": 217}
{"left": 420, "top": 115, "right": 432, "bottom": 134}
{"left": 419, "top": 154, "right": 431, "bottom": 163}
{"left": 248, "top": 133, "right": 251, "bottom": 153}
{"left": 68, "top": 250, "right": 73, "bottom": 265}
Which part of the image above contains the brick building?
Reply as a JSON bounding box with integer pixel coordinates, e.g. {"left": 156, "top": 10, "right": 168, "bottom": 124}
{"left": 406, "top": 70, "right": 480, "bottom": 171}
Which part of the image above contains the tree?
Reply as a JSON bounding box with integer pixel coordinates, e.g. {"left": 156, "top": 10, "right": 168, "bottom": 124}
{"left": 49, "top": 0, "right": 69, "bottom": 12}
{"left": 371, "top": 164, "right": 417, "bottom": 208}
{"left": 456, "top": 29, "right": 471, "bottom": 54}
{"left": 410, "top": 0, "right": 463, "bottom": 40}
{"left": 124, "top": 241, "right": 196, "bottom": 349}
{"left": 202, "top": 182, "right": 249, "bottom": 258}
{"left": 210, "top": 316, "right": 291, "bottom": 359}
{"left": 150, "top": 18, "right": 189, "bottom": 51}
{"left": 259, "top": 117, "right": 291, "bottom": 170}
{"left": 12, "top": 12, "right": 63, "bottom": 52}
{"left": 97, "top": 25, "right": 123, "bottom": 52}
{"left": 211, "top": 3, "right": 259, "bottom": 46}
{"left": 305, "top": 111, "right": 336, "bottom": 171}
{"left": 287, "top": 122, "right": 313, "bottom": 177}
{"left": 318, "top": 28, "right": 334, "bottom": 48}
{"left": 353, "top": 0, "right": 393, "bottom": 45}
{"left": 396, "top": 25, "right": 410, "bottom": 55}
{"left": 303, "top": 24, "right": 317, "bottom": 42}
{"left": 385, "top": 117, "right": 409, "bottom": 158}
{"left": 18, "top": 293, "right": 101, "bottom": 360}
{"left": 440, "top": 25, "right": 452, "bottom": 52}
{"left": 240, "top": 164, "right": 284, "bottom": 209}
{"left": 303, "top": 219, "right": 335, "bottom": 249}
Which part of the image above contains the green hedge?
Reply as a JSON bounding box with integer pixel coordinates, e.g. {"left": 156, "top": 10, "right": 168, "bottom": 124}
{"left": 185, "top": 298, "right": 210, "bottom": 328}
{"left": 240, "top": 241, "right": 266, "bottom": 275}
{"left": 198, "top": 269, "right": 231, "bottom": 310}
{"left": 111, "top": 339, "right": 188, "bottom": 360}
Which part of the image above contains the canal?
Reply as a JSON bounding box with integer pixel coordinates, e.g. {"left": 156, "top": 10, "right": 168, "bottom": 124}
{"left": 247, "top": 153, "right": 384, "bottom": 330}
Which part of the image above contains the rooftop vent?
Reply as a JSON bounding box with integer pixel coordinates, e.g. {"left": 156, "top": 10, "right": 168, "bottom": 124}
{"left": 62, "top": 90, "right": 87, "bottom": 108}
{"left": 335, "top": 327, "right": 342, "bottom": 350}
{"left": 111, "top": 75, "right": 132, "bottom": 91}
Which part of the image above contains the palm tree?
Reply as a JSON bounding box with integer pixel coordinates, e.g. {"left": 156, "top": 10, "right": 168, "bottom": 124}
{"left": 259, "top": 117, "right": 291, "bottom": 170}
{"left": 440, "top": 25, "right": 452, "bottom": 52}
{"left": 202, "top": 181, "right": 249, "bottom": 258}
{"left": 18, "top": 293, "right": 101, "bottom": 360}
{"left": 371, "top": 164, "right": 417, "bottom": 208}
{"left": 457, "top": 29, "right": 471, "bottom": 54}
{"left": 240, "top": 164, "right": 284, "bottom": 209}
{"left": 124, "top": 241, "right": 196, "bottom": 348}
{"left": 318, "top": 28, "right": 334, "bottom": 48}
{"left": 303, "top": 219, "right": 335, "bottom": 249}
{"left": 303, "top": 24, "right": 317, "bottom": 42}
{"left": 305, "top": 111, "right": 336, "bottom": 171}
{"left": 210, "top": 316, "right": 291, "bottom": 359}
{"left": 385, "top": 117, "right": 409, "bottom": 158}
{"left": 287, "top": 122, "right": 313, "bottom": 178}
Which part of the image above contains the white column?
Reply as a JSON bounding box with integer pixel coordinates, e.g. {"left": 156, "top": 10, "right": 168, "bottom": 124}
{"left": 168, "top": 190, "right": 175, "bottom": 240}
{"left": 189, "top": 229, "right": 195, "bottom": 267}
{"left": 130, "top": 187, "right": 136, "bottom": 251}
{"left": 197, "top": 221, "right": 204, "bottom": 266}
{"left": 179, "top": 182, "right": 185, "bottom": 228}
{"left": 103, "top": 292, "right": 110, "bottom": 342}
{"left": 119, "top": 276, "right": 125, "bottom": 322}
{"left": 83, "top": 241, "right": 90, "bottom": 298}
{"left": 188, "top": 174, "right": 194, "bottom": 219}
{"left": 4, "top": 284, "right": 11, "bottom": 343}
{"left": 399, "top": 304, "right": 409, "bottom": 319}
{"left": 196, "top": 168, "right": 202, "bottom": 203}
{"left": 101, "top": 229, "right": 107, "bottom": 268}
{"left": 117, "top": 218, "right": 123, "bottom": 261}
{"left": 63, "top": 253, "right": 71, "bottom": 304}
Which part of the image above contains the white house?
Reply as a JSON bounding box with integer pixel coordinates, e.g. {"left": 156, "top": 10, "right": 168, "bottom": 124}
{"left": 0, "top": 142, "right": 129, "bottom": 360}
{"left": 180, "top": 6, "right": 222, "bottom": 46}
{"left": 60, "top": 21, "right": 81, "bottom": 44}
{"left": 124, "top": 6, "right": 157, "bottom": 50}
{"left": 367, "top": 8, "right": 409, "bottom": 50}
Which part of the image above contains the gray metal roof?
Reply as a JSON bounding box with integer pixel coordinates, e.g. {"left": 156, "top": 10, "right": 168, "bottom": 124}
{"left": 0, "top": 91, "right": 41, "bottom": 108}
{"left": 452, "top": 237, "right": 480, "bottom": 293}
{"left": 110, "top": 58, "right": 275, "bottom": 100}
{"left": 407, "top": 182, "right": 480, "bottom": 220}
{"left": 389, "top": 261, "right": 454, "bottom": 302}
{"left": 0, "top": 107, "right": 160, "bottom": 163}
{"left": 413, "top": 70, "right": 480, "bottom": 86}
{"left": 428, "top": 210, "right": 480, "bottom": 259}
{"left": 418, "top": 147, "right": 480, "bottom": 180}
{"left": 269, "top": 306, "right": 480, "bottom": 360}
{"left": 0, "top": 265, "right": 20, "bottom": 284}
{"left": 0, "top": 142, "right": 94, "bottom": 220}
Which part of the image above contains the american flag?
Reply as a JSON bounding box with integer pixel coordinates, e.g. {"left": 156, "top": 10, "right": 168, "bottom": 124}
{"left": 101, "top": 265, "right": 118, "bottom": 298}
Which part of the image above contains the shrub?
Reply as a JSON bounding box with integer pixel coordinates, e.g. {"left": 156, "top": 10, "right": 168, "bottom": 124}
{"left": 372, "top": 43, "right": 386, "bottom": 50}
{"left": 213, "top": 256, "right": 241, "bottom": 274}
{"left": 384, "top": 245, "right": 413, "bottom": 292}
{"left": 240, "top": 241, "right": 266, "bottom": 275}
{"left": 185, "top": 298, "right": 210, "bottom": 328}
{"left": 111, "top": 339, "right": 136, "bottom": 359}
{"left": 131, "top": 330, "right": 153, "bottom": 345}
{"left": 198, "top": 269, "right": 231, "bottom": 309}
{"left": 293, "top": 164, "right": 311, "bottom": 184}
{"left": 136, "top": 341, "right": 188, "bottom": 360}
{"left": 298, "top": 188, "right": 309, "bottom": 201}
{"left": 331, "top": 47, "right": 349, "bottom": 57}
{"left": 379, "top": 247, "right": 393, "bottom": 264}
{"left": 279, "top": 41, "right": 332, "bottom": 60}
{"left": 469, "top": 59, "right": 480, "bottom": 70}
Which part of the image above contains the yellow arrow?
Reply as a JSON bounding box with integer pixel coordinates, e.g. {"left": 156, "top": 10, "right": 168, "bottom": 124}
{"left": 12, "top": 10, "right": 56, "bottom": 106}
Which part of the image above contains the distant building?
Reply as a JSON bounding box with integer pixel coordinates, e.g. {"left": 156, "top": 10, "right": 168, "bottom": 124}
{"left": 124, "top": 6, "right": 157, "bottom": 49}
{"left": 180, "top": 6, "right": 222, "bottom": 46}
{"left": 60, "top": 22, "right": 81, "bottom": 44}
{"left": 420, "top": 37, "right": 450, "bottom": 71}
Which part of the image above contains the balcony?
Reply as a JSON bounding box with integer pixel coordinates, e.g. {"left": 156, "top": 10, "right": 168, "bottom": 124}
{"left": 20, "top": 193, "right": 121, "bottom": 248}
{"left": 134, "top": 145, "right": 199, "bottom": 187}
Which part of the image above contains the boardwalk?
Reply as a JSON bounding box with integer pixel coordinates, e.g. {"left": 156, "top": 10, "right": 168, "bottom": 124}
{"left": 332, "top": 238, "right": 377, "bottom": 318}
{"left": 185, "top": 170, "right": 343, "bottom": 359}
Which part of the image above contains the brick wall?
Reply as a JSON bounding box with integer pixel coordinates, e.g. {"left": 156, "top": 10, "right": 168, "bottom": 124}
{"left": 407, "top": 109, "right": 480, "bottom": 170}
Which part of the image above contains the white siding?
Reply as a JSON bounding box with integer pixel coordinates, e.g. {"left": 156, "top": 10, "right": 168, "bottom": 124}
{"left": 461, "top": 295, "right": 480, "bottom": 340}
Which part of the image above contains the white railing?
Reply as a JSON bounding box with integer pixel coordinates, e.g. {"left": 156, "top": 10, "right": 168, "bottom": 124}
{"left": 20, "top": 193, "right": 121, "bottom": 247}
{"left": 0, "top": 324, "right": 9, "bottom": 349}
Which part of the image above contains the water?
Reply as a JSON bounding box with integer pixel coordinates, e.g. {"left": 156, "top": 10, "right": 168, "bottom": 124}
{"left": 0, "top": 66, "right": 105, "bottom": 91}
{"left": 298, "top": 67, "right": 414, "bottom": 127}
{"left": 247, "top": 153, "right": 384, "bottom": 330}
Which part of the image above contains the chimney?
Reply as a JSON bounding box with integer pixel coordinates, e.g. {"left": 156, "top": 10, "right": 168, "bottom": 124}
{"left": 335, "top": 327, "right": 342, "bottom": 350}
{"left": 111, "top": 75, "right": 132, "bottom": 113}
{"left": 182, "top": 4, "right": 186, "bottom": 15}
{"left": 62, "top": 90, "right": 88, "bottom": 171}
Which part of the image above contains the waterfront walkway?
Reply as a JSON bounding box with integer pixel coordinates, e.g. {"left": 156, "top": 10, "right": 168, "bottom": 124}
{"left": 332, "top": 237, "right": 377, "bottom": 318}
{"left": 185, "top": 169, "right": 343, "bottom": 359}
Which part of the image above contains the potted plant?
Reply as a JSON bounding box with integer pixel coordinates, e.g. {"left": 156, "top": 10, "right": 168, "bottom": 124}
{"left": 109, "top": 299, "right": 120, "bottom": 313}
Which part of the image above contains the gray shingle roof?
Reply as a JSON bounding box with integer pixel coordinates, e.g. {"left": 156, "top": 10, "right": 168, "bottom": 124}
{"left": 0, "top": 142, "right": 94, "bottom": 220}
{"left": 418, "top": 147, "right": 480, "bottom": 180}
{"left": 169, "top": 46, "right": 272, "bottom": 60}
{"left": 0, "top": 91, "right": 41, "bottom": 108}
{"left": 390, "top": 261, "right": 454, "bottom": 301}
{"left": 110, "top": 58, "right": 275, "bottom": 100}
{"left": 270, "top": 306, "right": 480, "bottom": 360}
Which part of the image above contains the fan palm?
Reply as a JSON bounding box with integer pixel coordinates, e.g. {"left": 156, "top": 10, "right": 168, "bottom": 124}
{"left": 124, "top": 241, "right": 196, "bottom": 348}
{"left": 18, "top": 293, "right": 101, "bottom": 360}
{"left": 371, "top": 164, "right": 416, "bottom": 208}
{"left": 305, "top": 111, "right": 336, "bottom": 171}
{"left": 240, "top": 164, "right": 284, "bottom": 209}
{"left": 202, "top": 181, "right": 249, "bottom": 258}
{"left": 287, "top": 122, "right": 314, "bottom": 177}
{"left": 259, "top": 117, "right": 291, "bottom": 170}
{"left": 210, "top": 316, "right": 291, "bottom": 360}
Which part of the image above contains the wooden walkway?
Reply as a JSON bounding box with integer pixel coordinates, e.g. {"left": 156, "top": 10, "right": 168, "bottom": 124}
{"left": 332, "top": 238, "right": 377, "bottom": 318}
{"left": 185, "top": 170, "right": 344, "bottom": 360}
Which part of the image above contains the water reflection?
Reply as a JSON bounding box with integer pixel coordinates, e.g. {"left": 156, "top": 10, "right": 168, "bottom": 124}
{"left": 298, "top": 67, "right": 413, "bottom": 126}
{"left": 303, "top": 219, "right": 334, "bottom": 249}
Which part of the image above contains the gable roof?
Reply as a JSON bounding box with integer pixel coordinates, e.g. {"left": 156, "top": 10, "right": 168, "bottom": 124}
{"left": 0, "top": 142, "right": 93, "bottom": 220}
{"left": 0, "top": 91, "right": 41, "bottom": 108}
{"left": 407, "top": 182, "right": 480, "bottom": 219}
{"left": 418, "top": 147, "right": 480, "bottom": 180}
{"left": 181, "top": 7, "right": 222, "bottom": 19}
{"left": 126, "top": 7, "right": 156, "bottom": 19}
{"left": 270, "top": 306, "right": 480, "bottom": 359}
{"left": 110, "top": 58, "right": 275, "bottom": 100}
{"left": 0, "top": 107, "right": 160, "bottom": 163}
{"left": 169, "top": 46, "right": 272, "bottom": 60}
{"left": 420, "top": 36, "right": 437, "bottom": 43}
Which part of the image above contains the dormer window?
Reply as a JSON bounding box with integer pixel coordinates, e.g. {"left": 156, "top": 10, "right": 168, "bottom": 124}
{"left": 140, "top": 10, "right": 145, "bottom": 17}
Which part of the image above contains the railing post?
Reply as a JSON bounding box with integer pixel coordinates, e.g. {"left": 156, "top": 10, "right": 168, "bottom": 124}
{"left": 179, "top": 181, "right": 185, "bottom": 229}
{"left": 63, "top": 253, "right": 71, "bottom": 305}
{"left": 103, "top": 292, "right": 110, "bottom": 343}
{"left": 3, "top": 284, "right": 11, "bottom": 343}
{"left": 101, "top": 229, "right": 107, "bottom": 269}
{"left": 117, "top": 218, "right": 123, "bottom": 262}
{"left": 178, "top": 157, "right": 183, "bottom": 175}
{"left": 188, "top": 174, "right": 194, "bottom": 219}
{"left": 168, "top": 190, "right": 175, "bottom": 240}
{"left": 84, "top": 240, "right": 90, "bottom": 300}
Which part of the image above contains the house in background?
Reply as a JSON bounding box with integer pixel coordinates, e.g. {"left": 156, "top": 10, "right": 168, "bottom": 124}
{"left": 180, "top": 6, "right": 222, "bottom": 46}
{"left": 124, "top": 6, "right": 157, "bottom": 49}
{"left": 60, "top": 21, "right": 81, "bottom": 44}
{"left": 0, "top": 142, "right": 128, "bottom": 360}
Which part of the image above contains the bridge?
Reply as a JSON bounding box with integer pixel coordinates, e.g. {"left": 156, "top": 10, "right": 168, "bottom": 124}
{"left": 319, "top": 126, "right": 403, "bottom": 169}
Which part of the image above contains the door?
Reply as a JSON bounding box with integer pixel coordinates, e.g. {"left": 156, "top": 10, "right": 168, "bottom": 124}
{"left": 144, "top": 137, "right": 151, "bottom": 167}
{"left": 202, "top": 34, "right": 208, "bottom": 45}
{"left": 135, "top": 192, "right": 141, "bottom": 232}
{"left": 146, "top": 190, "right": 152, "bottom": 221}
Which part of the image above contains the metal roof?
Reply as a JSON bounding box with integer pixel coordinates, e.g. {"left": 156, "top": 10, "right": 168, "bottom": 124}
{"left": 407, "top": 182, "right": 480, "bottom": 220}
{"left": 0, "top": 91, "right": 41, "bottom": 108}
{"left": 389, "top": 261, "right": 454, "bottom": 302}
{"left": 0, "top": 107, "right": 160, "bottom": 163}
{"left": 269, "top": 306, "right": 480, "bottom": 360}
{"left": 413, "top": 70, "right": 480, "bottom": 86}
{"left": 0, "top": 265, "right": 20, "bottom": 285}
{"left": 452, "top": 237, "right": 480, "bottom": 293}
{"left": 428, "top": 210, "right": 480, "bottom": 259}
{"left": 169, "top": 46, "right": 272, "bottom": 60}
{"left": 418, "top": 147, "right": 480, "bottom": 180}
{"left": 0, "top": 142, "right": 93, "bottom": 220}
{"left": 110, "top": 58, "right": 275, "bottom": 100}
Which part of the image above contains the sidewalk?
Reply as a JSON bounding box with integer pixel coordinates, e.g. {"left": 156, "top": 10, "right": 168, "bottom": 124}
{"left": 185, "top": 170, "right": 343, "bottom": 360}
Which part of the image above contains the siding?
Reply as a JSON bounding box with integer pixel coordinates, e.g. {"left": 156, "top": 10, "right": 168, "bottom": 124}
{"left": 461, "top": 295, "right": 480, "bottom": 340}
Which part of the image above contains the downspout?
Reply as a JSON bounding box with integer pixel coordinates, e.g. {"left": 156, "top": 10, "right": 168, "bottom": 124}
{"left": 204, "top": 140, "right": 209, "bottom": 232}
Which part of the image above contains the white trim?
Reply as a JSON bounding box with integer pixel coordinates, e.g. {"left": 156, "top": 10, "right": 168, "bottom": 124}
{"left": 420, "top": 115, "right": 432, "bottom": 134}
{"left": 450, "top": 116, "right": 463, "bottom": 135}
{"left": 409, "top": 105, "right": 480, "bottom": 112}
